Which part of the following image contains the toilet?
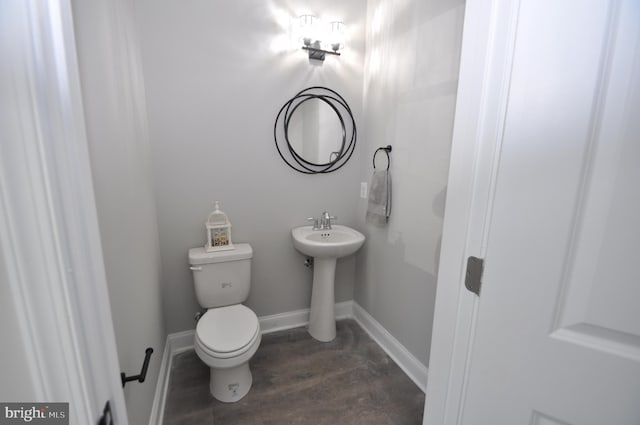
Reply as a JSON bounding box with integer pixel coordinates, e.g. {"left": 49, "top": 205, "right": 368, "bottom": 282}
{"left": 188, "top": 243, "right": 261, "bottom": 403}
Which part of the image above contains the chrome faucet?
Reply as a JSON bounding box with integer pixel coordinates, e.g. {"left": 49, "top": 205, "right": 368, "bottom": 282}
{"left": 307, "top": 211, "right": 337, "bottom": 230}
{"left": 320, "top": 211, "right": 337, "bottom": 230}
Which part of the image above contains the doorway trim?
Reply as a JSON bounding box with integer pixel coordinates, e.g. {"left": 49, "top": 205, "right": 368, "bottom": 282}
{"left": 422, "top": 0, "right": 520, "bottom": 423}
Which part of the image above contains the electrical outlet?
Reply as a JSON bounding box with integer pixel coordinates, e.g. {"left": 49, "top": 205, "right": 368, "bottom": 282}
{"left": 360, "top": 182, "right": 368, "bottom": 199}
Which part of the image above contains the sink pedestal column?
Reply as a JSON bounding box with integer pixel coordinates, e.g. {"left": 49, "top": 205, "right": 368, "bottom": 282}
{"left": 308, "top": 257, "right": 337, "bottom": 342}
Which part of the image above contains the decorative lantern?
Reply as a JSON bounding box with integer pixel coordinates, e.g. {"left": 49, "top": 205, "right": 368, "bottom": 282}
{"left": 205, "top": 201, "right": 234, "bottom": 252}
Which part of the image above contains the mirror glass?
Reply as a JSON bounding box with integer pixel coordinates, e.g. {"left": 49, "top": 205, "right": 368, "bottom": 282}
{"left": 274, "top": 86, "right": 356, "bottom": 174}
{"left": 287, "top": 99, "right": 344, "bottom": 165}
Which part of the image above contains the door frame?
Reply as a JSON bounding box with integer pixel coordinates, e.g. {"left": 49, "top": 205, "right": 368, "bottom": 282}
{"left": 2, "top": 0, "right": 519, "bottom": 424}
{"left": 1, "top": 0, "right": 127, "bottom": 423}
{"left": 422, "top": 0, "right": 520, "bottom": 424}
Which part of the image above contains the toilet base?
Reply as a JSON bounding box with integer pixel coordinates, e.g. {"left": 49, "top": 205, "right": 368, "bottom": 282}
{"left": 209, "top": 362, "right": 253, "bottom": 403}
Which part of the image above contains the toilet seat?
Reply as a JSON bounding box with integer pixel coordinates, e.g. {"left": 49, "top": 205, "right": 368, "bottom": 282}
{"left": 196, "top": 304, "right": 260, "bottom": 359}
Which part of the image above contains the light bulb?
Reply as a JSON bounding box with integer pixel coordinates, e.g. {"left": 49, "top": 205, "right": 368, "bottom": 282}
{"left": 299, "top": 14, "right": 319, "bottom": 45}
{"left": 327, "top": 21, "right": 345, "bottom": 52}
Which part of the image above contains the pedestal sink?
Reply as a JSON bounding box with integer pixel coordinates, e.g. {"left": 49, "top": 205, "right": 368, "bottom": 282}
{"left": 291, "top": 225, "right": 365, "bottom": 342}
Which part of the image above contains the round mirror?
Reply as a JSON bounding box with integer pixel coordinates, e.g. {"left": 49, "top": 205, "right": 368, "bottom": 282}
{"left": 274, "top": 87, "right": 356, "bottom": 174}
{"left": 286, "top": 97, "right": 344, "bottom": 166}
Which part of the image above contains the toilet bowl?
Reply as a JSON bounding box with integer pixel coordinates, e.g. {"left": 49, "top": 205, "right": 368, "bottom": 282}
{"left": 189, "top": 244, "right": 260, "bottom": 402}
{"left": 194, "top": 304, "right": 261, "bottom": 402}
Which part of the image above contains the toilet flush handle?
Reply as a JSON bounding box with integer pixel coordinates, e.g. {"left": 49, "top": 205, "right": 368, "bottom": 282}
{"left": 190, "top": 266, "right": 202, "bottom": 271}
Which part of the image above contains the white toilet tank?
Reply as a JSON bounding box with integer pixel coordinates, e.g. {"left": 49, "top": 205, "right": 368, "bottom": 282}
{"left": 188, "top": 243, "right": 252, "bottom": 308}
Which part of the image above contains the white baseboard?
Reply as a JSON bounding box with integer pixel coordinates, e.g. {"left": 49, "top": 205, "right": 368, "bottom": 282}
{"left": 351, "top": 302, "right": 428, "bottom": 392}
{"left": 165, "top": 301, "right": 356, "bottom": 355}
{"left": 167, "top": 329, "right": 196, "bottom": 354}
{"left": 147, "top": 339, "right": 170, "bottom": 425}
{"left": 149, "top": 300, "right": 427, "bottom": 425}
{"left": 259, "top": 300, "right": 354, "bottom": 334}
{"left": 147, "top": 329, "right": 198, "bottom": 425}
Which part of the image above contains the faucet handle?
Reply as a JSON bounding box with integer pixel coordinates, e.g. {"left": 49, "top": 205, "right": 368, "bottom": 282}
{"left": 307, "top": 217, "right": 320, "bottom": 230}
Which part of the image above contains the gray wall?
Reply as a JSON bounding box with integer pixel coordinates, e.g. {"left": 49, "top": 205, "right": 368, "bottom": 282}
{"left": 133, "top": 0, "right": 366, "bottom": 333}
{"left": 355, "top": 0, "right": 465, "bottom": 365}
{"left": 71, "top": 1, "right": 167, "bottom": 424}
{"left": 131, "top": 0, "right": 464, "bottom": 371}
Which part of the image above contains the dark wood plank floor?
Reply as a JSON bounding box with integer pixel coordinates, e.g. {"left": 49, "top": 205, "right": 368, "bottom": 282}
{"left": 163, "top": 319, "right": 425, "bottom": 425}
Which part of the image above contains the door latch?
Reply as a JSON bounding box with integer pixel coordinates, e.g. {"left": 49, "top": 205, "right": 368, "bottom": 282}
{"left": 465, "top": 256, "right": 484, "bottom": 296}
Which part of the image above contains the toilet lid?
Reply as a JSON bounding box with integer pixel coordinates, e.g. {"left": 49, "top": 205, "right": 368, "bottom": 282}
{"left": 196, "top": 305, "right": 259, "bottom": 354}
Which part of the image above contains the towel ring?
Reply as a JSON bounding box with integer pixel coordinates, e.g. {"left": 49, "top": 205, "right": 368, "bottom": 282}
{"left": 373, "top": 145, "right": 392, "bottom": 170}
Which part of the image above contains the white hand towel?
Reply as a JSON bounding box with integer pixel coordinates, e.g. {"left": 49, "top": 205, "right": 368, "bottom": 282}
{"left": 366, "top": 169, "right": 392, "bottom": 225}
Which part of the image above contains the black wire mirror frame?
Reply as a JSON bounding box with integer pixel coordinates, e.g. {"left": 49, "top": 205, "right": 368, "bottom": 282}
{"left": 274, "top": 86, "right": 357, "bottom": 174}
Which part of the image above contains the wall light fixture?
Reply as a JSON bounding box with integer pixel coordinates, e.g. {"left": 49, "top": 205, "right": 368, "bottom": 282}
{"left": 298, "top": 15, "right": 345, "bottom": 61}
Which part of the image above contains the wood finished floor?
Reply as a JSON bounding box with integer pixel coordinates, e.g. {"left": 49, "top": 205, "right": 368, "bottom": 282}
{"left": 163, "top": 319, "right": 425, "bottom": 425}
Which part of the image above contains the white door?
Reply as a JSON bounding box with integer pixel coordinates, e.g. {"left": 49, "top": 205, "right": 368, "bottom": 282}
{"left": 458, "top": 0, "right": 640, "bottom": 424}
{"left": 1, "top": 1, "right": 128, "bottom": 423}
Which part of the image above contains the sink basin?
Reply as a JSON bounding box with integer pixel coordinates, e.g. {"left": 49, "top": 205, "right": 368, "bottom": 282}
{"left": 291, "top": 225, "right": 365, "bottom": 259}
{"left": 291, "top": 224, "right": 365, "bottom": 342}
